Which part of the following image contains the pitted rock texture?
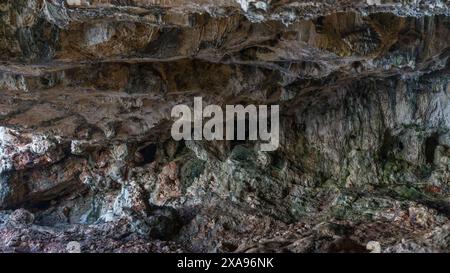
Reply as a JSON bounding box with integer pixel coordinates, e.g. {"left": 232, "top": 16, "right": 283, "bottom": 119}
{"left": 1, "top": 0, "right": 450, "bottom": 253}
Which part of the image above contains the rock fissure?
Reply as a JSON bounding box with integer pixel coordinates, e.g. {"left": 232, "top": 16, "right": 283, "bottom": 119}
{"left": 1, "top": 0, "right": 450, "bottom": 253}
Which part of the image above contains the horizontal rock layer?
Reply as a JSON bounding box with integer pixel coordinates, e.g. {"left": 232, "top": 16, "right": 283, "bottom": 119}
{"left": 1, "top": 0, "right": 450, "bottom": 252}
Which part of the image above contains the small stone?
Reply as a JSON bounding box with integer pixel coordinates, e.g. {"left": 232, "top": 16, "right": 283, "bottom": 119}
{"left": 366, "top": 241, "right": 381, "bottom": 253}
{"left": 66, "top": 241, "right": 82, "bottom": 253}
{"left": 8, "top": 209, "right": 34, "bottom": 227}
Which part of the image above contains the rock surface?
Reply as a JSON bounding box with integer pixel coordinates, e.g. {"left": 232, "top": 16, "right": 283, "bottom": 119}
{"left": 1, "top": 0, "right": 450, "bottom": 252}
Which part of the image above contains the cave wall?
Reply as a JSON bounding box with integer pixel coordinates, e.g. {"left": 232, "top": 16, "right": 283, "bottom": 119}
{"left": 1, "top": 0, "right": 450, "bottom": 253}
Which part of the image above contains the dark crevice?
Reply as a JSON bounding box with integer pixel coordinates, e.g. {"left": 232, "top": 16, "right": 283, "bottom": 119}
{"left": 136, "top": 143, "right": 157, "bottom": 165}
{"left": 425, "top": 133, "right": 439, "bottom": 165}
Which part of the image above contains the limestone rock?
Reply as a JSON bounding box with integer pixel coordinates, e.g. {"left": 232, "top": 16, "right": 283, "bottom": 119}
{"left": 1, "top": 0, "right": 450, "bottom": 253}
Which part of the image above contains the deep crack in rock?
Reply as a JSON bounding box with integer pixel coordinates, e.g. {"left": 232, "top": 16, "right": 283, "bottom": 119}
{"left": 1, "top": 0, "right": 450, "bottom": 253}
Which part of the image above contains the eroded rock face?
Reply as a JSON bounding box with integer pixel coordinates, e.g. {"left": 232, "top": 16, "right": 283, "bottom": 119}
{"left": 1, "top": 0, "right": 450, "bottom": 253}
